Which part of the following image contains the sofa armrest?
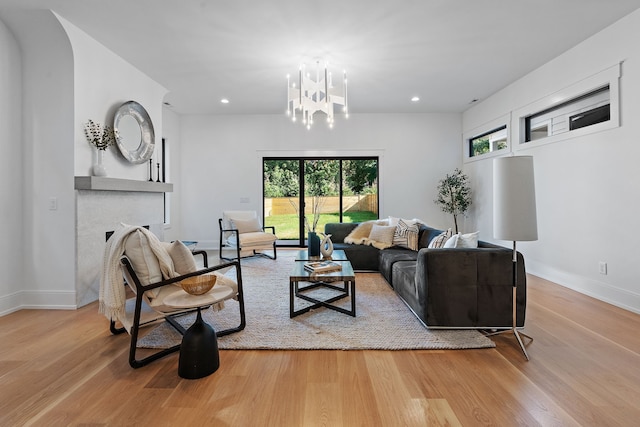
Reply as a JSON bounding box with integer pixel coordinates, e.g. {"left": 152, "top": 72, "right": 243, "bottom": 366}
{"left": 415, "top": 247, "right": 527, "bottom": 328}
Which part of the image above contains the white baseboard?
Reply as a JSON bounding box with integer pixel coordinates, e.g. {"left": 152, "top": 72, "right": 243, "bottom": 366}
{"left": 192, "top": 240, "right": 217, "bottom": 250}
{"left": 527, "top": 259, "right": 640, "bottom": 315}
{"left": 0, "top": 291, "right": 22, "bottom": 316}
{"left": 0, "top": 290, "right": 77, "bottom": 316}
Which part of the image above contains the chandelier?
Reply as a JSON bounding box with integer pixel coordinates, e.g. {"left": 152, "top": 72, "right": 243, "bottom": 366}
{"left": 287, "top": 61, "right": 348, "bottom": 129}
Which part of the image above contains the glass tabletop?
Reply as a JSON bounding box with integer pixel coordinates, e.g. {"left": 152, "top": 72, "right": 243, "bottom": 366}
{"left": 290, "top": 258, "right": 355, "bottom": 280}
{"left": 294, "top": 249, "right": 349, "bottom": 262}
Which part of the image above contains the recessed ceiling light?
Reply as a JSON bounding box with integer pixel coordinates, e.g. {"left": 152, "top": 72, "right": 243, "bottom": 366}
{"left": 411, "top": 96, "right": 420, "bottom": 102}
{"left": 220, "top": 98, "right": 230, "bottom": 104}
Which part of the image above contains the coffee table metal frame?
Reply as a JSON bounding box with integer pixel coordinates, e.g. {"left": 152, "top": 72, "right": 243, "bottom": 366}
{"left": 289, "top": 257, "right": 356, "bottom": 318}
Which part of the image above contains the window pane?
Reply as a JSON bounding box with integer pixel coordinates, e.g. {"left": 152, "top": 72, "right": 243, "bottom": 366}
{"left": 525, "top": 86, "right": 610, "bottom": 142}
{"left": 264, "top": 159, "right": 300, "bottom": 242}
{"left": 342, "top": 159, "right": 378, "bottom": 222}
{"left": 469, "top": 126, "right": 507, "bottom": 157}
{"left": 304, "top": 159, "right": 340, "bottom": 234}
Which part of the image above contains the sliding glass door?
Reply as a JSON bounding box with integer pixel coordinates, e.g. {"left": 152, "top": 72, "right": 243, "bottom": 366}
{"left": 263, "top": 157, "right": 379, "bottom": 246}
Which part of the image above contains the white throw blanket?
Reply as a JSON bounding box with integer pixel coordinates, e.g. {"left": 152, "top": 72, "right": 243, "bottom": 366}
{"left": 99, "top": 225, "right": 178, "bottom": 321}
{"left": 344, "top": 219, "right": 394, "bottom": 249}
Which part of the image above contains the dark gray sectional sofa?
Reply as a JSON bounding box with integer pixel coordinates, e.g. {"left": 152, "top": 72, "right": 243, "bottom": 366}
{"left": 324, "top": 222, "right": 526, "bottom": 329}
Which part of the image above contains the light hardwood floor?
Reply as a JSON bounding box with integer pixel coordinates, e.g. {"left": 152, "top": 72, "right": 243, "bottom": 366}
{"left": 1, "top": 274, "right": 639, "bottom": 426}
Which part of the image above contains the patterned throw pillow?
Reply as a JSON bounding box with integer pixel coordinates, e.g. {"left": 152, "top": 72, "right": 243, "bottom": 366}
{"left": 393, "top": 219, "right": 420, "bottom": 251}
{"left": 428, "top": 228, "right": 453, "bottom": 248}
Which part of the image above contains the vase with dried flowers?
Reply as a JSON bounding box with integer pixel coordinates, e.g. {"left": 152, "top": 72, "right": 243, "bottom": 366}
{"left": 84, "top": 119, "right": 116, "bottom": 176}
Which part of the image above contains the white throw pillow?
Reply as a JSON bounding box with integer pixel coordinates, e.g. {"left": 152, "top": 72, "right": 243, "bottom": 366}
{"left": 231, "top": 217, "right": 262, "bottom": 234}
{"left": 165, "top": 240, "right": 197, "bottom": 274}
{"left": 457, "top": 231, "right": 479, "bottom": 248}
{"left": 368, "top": 224, "right": 396, "bottom": 246}
{"left": 443, "top": 233, "right": 459, "bottom": 248}
{"left": 428, "top": 228, "right": 452, "bottom": 249}
{"left": 124, "top": 229, "right": 165, "bottom": 296}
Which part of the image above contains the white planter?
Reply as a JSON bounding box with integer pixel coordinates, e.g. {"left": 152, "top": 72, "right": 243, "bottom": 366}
{"left": 93, "top": 149, "right": 108, "bottom": 177}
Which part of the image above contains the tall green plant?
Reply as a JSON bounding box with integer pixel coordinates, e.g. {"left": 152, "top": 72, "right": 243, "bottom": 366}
{"left": 434, "top": 169, "right": 471, "bottom": 233}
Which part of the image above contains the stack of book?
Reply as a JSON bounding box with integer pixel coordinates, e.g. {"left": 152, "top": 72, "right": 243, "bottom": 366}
{"left": 303, "top": 260, "right": 342, "bottom": 273}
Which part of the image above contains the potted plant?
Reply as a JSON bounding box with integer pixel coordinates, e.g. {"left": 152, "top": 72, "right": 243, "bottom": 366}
{"left": 434, "top": 168, "right": 471, "bottom": 233}
{"left": 84, "top": 119, "right": 116, "bottom": 176}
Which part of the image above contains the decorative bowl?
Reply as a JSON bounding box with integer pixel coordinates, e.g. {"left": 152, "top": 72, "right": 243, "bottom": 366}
{"left": 180, "top": 275, "right": 217, "bottom": 295}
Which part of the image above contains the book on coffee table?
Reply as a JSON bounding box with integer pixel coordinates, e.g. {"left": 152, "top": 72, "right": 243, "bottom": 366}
{"left": 303, "top": 260, "right": 342, "bottom": 273}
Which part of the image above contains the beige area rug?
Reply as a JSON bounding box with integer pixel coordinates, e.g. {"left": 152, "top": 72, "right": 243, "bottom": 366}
{"left": 137, "top": 251, "right": 495, "bottom": 350}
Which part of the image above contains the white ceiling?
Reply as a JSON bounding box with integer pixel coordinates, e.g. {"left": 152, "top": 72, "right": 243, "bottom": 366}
{"left": 4, "top": 0, "right": 640, "bottom": 115}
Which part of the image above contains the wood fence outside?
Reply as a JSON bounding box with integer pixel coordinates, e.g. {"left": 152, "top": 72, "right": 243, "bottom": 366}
{"left": 265, "top": 194, "right": 378, "bottom": 216}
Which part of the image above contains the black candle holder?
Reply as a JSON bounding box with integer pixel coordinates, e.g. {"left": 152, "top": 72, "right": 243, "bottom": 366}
{"left": 156, "top": 163, "right": 161, "bottom": 182}
{"left": 148, "top": 159, "right": 153, "bottom": 181}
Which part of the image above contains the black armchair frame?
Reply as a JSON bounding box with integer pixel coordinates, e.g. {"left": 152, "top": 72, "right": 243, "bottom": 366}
{"left": 218, "top": 218, "right": 277, "bottom": 261}
{"left": 109, "top": 250, "right": 246, "bottom": 368}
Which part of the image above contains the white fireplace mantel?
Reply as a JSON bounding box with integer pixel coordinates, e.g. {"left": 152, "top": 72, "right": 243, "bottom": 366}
{"left": 74, "top": 176, "right": 173, "bottom": 193}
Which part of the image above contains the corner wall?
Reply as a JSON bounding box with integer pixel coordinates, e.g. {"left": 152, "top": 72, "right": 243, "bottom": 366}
{"left": 462, "top": 10, "right": 640, "bottom": 313}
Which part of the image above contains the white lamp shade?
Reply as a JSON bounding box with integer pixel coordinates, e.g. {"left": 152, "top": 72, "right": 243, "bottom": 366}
{"left": 493, "top": 156, "right": 538, "bottom": 242}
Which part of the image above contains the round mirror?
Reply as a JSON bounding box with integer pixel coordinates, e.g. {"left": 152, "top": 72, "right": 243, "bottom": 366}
{"left": 113, "top": 100, "right": 155, "bottom": 164}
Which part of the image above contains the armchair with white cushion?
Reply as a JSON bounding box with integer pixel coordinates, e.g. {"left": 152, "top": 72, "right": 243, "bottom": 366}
{"left": 100, "top": 225, "right": 246, "bottom": 368}
{"left": 219, "top": 210, "right": 277, "bottom": 261}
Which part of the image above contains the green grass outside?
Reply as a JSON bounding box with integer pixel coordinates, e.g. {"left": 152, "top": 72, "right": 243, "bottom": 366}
{"left": 265, "top": 211, "right": 378, "bottom": 240}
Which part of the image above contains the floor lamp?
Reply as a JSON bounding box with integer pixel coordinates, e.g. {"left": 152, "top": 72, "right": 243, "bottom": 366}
{"left": 491, "top": 155, "right": 537, "bottom": 360}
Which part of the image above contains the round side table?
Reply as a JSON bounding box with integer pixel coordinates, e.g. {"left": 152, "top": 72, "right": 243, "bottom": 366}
{"left": 164, "top": 284, "right": 234, "bottom": 379}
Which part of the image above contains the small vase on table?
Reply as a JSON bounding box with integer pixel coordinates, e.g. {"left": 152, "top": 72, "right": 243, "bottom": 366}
{"left": 308, "top": 232, "right": 321, "bottom": 258}
{"left": 320, "top": 233, "right": 334, "bottom": 259}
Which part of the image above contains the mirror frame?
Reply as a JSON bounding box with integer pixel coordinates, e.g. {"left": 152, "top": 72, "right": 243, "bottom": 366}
{"left": 113, "top": 100, "right": 155, "bottom": 164}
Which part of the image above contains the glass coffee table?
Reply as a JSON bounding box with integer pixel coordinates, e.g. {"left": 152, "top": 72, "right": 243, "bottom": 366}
{"left": 289, "top": 250, "right": 356, "bottom": 318}
{"left": 294, "top": 249, "right": 350, "bottom": 262}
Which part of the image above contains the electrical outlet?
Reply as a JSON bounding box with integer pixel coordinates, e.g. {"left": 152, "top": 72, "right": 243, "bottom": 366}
{"left": 240, "top": 197, "right": 250, "bottom": 203}
{"left": 599, "top": 261, "right": 607, "bottom": 275}
{"left": 48, "top": 197, "right": 58, "bottom": 210}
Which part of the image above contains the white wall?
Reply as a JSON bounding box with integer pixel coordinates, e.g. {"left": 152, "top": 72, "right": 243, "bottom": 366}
{"left": 0, "top": 18, "right": 24, "bottom": 315}
{"left": 58, "top": 16, "right": 170, "bottom": 307}
{"left": 0, "top": 10, "right": 77, "bottom": 313}
{"left": 59, "top": 15, "right": 167, "bottom": 180}
{"left": 0, "top": 10, "right": 171, "bottom": 313}
{"left": 178, "top": 113, "right": 462, "bottom": 247}
{"left": 162, "top": 107, "right": 183, "bottom": 243}
{"left": 462, "top": 10, "right": 640, "bottom": 313}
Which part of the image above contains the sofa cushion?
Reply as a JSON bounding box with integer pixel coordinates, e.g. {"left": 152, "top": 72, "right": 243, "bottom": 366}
{"left": 417, "top": 224, "right": 444, "bottom": 249}
{"left": 390, "top": 260, "right": 419, "bottom": 312}
{"left": 324, "top": 222, "right": 359, "bottom": 243}
{"left": 332, "top": 243, "right": 380, "bottom": 271}
{"left": 378, "top": 248, "right": 419, "bottom": 286}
